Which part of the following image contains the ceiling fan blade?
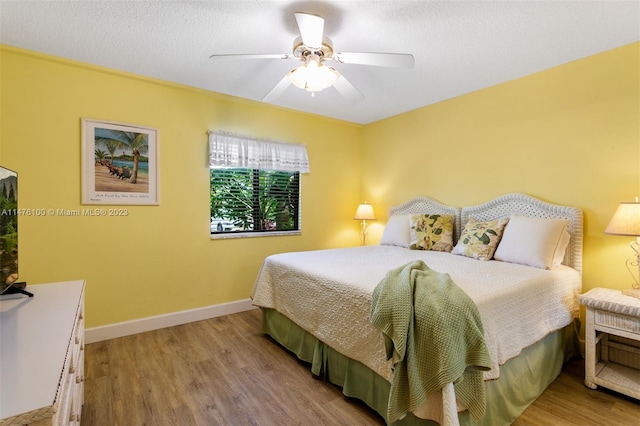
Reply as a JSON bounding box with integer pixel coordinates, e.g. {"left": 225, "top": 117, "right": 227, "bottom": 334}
{"left": 334, "top": 52, "right": 415, "bottom": 68}
{"left": 333, "top": 73, "right": 364, "bottom": 103}
{"left": 294, "top": 12, "right": 324, "bottom": 49}
{"left": 210, "top": 53, "right": 293, "bottom": 60}
{"left": 262, "top": 73, "right": 292, "bottom": 102}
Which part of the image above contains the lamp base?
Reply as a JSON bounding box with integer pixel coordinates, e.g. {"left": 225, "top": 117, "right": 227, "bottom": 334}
{"left": 622, "top": 288, "right": 640, "bottom": 300}
{"left": 360, "top": 220, "right": 368, "bottom": 246}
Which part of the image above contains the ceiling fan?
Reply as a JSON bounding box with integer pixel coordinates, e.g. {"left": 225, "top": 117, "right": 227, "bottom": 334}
{"left": 209, "top": 12, "right": 414, "bottom": 103}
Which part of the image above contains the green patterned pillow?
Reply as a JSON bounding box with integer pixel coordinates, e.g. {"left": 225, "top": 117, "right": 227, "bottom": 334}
{"left": 452, "top": 217, "right": 509, "bottom": 260}
{"left": 409, "top": 214, "right": 454, "bottom": 252}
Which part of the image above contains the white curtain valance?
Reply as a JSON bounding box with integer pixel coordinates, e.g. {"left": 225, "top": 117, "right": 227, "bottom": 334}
{"left": 209, "top": 131, "right": 310, "bottom": 173}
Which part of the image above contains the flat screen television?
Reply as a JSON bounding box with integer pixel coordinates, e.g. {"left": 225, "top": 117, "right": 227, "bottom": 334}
{"left": 0, "top": 166, "right": 20, "bottom": 294}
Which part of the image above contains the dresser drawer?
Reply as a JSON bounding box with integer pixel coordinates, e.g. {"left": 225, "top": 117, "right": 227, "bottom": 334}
{"left": 52, "top": 359, "right": 74, "bottom": 426}
{"left": 595, "top": 309, "right": 640, "bottom": 334}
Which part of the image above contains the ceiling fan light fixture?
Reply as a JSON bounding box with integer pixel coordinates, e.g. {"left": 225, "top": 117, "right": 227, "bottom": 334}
{"left": 289, "top": 56, "right": 339, "bottom": 93}
{"left": 213, "top": 12, "right": 415, "bottom": 103}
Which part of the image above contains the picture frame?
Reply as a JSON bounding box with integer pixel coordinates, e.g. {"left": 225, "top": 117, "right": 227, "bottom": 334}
{"left": 81, "top": 118, "right": 159, "bottom": 205}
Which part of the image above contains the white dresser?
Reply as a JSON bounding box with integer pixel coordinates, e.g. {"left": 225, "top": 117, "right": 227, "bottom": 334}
{"left": 0, "top": 280, "right": 85, "bottom": 425}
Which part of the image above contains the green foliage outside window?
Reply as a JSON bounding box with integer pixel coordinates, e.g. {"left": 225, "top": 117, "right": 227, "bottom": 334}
{"left": 210, "top": 168, "right": 300, "bottom": 233}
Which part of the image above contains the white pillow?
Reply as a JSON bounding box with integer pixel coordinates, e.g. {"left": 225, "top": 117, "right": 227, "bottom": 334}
{"left": 380, "top": 215, "right": 411, "bottom": 247}
{"left": 493, "top": 216, "right": 570, "bottom": 269}
{"left": 553, "top": 230, "right": 571, "bottom": 267}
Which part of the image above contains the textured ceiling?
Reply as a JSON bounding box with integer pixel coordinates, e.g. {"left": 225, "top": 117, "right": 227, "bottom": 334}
{"left": 1, "top": 1, "right": 638, "bottom": 124}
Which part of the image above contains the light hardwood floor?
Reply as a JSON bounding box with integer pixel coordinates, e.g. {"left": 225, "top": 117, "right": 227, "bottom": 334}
{"left": 82, "top": 309, "right": 639, "bottom": 425}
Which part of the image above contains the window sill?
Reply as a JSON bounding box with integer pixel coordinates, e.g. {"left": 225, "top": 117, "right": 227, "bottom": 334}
{"left": 210, "top": 230, "right": 301, "bottom": 240}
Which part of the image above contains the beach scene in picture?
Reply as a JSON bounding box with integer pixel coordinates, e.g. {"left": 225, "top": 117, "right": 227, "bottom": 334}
{"left": 93, "top": 127, "right": 149, "bottom": 193}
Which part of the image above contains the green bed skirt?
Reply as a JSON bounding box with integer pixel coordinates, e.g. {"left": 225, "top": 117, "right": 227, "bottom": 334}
{"left": 261, "top": 308, "right": 580, "bottom": 425}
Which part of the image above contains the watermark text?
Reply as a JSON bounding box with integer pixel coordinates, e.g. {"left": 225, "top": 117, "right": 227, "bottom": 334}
{"left": 1, "top": 208, "right": 130, "bottom": 217}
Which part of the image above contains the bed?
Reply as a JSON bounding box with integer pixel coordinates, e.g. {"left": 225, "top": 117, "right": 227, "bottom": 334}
{"left": 251, "top": 193, "right": 583, "bottom": 425}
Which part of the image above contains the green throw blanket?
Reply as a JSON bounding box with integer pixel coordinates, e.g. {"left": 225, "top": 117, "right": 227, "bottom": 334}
{"left": 370, "top": 260, "right": 492, "bottom": 423}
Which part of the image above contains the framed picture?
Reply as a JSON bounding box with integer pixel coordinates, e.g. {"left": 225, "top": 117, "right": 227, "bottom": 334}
{"left": 81, "top": 118, "right": 159, "bottom": 205}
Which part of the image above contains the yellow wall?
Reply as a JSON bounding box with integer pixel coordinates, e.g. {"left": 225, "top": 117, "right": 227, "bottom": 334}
{"left": 363, "top": 42, "right": 640, "bottom": 294}
{"left": 0, "top": 47, "right": 364, "bottom": 327}
{"left": 2, "top": 42, "right": 638, "bottom": 329}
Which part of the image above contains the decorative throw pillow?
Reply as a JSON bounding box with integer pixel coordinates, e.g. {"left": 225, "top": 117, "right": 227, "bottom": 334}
{"left": 452, "top": 217, "right": 509, "bottom": 260}
{"left": 493, "top": 216, "right": 571, "bottom": 269}
{"left": 380, "top": 215, "right": 411, "bottom": 247}
{"left": 409, "top": 214, "right": 454, "bottom": 252}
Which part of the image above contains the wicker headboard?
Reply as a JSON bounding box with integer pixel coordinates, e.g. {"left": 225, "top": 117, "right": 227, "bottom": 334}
{"left": 389, "top": 196, "right": 462, "bottom": 244}
{"left": 389, "top": 193, "right": 583, "bottom": 274}
{"left": 461, "top": 193, "right": 583, "bottom": 274}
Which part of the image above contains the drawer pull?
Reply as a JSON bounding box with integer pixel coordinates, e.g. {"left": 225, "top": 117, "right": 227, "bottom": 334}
{"left": 69, "top": 366, "right": 75, "bottom": 374}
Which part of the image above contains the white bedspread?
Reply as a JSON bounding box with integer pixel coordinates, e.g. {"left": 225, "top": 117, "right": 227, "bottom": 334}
{"left": 251, "top": 245, "right": 581, "bottom": 381}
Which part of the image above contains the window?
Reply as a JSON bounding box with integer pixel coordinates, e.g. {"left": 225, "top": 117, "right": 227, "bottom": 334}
{"left": 208, "top": 131, "right": 309, "bottom": 237}
{"left": 210, "top": 168, "right": 300, "bottom": 234}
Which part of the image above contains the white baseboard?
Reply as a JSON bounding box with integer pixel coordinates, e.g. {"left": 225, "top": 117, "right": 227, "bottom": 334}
{"left": 85, "top": 298, "right": 257, "bottom": 344}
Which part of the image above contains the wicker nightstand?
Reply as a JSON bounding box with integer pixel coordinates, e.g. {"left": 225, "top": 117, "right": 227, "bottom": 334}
{"left": 578, "top": 288, "right": 640, "bottom": 399}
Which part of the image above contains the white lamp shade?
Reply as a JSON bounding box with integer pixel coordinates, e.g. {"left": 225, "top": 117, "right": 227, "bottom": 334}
{"left": 605, "top": 202, "right": 640, "bottom": 236}
{"left": 354, "top": 203, "right": 376, "bottom": 220}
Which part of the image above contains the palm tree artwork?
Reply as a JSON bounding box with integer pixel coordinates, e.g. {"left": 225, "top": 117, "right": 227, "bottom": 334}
{"left": 104, "top": 139, "right": 118, "bottom": 163}
{"left": 92, "top": 127, "right": 151, "bottom": 195}
{"left": 95, "top": 128, "right": 148, "bottom": 184}
{"left": 94, "top": 149, "right": 108, "bottom": 163}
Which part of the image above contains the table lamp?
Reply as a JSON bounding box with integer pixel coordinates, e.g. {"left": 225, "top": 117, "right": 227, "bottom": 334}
{"left": 605, "top": 198, "right": 640, "bottom": 299}
{"left": 354, "top": 202, "right": 376, "bottom": 245}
